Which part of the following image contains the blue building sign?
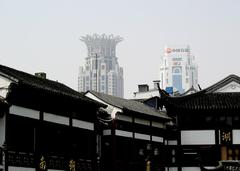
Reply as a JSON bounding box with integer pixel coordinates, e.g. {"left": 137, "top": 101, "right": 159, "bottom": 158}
{"left": 165, "top": 87, "right": 173, "bottom": 95}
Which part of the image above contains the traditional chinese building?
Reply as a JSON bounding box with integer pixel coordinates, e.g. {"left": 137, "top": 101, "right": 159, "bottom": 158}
{"left": 0, "top": 64, "right": 106, "bottom": 171}
{"left": 85, "top": 90, "right": 172, "bottom": 171}
{"left": 160, "top": 74, "right": 240, "bottom": 171}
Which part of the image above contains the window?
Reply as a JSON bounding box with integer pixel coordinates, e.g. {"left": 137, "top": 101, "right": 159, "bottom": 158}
{"left": 173, "top": 67, "right": 181, "bottom": 74}
{"left": 226, "top": 116, "right": 232, "bottom": 126}
{"left": 174, "top": 68, "right": 180, "bottom": 73}
{"left": 108, "top": 61, "right": 113, "bottom": 70}
{"left": 172, "top": 58, "right": 182, "bottom": 61}
{"left": 221, "top": 146, "right": 240, "bottom": 160}
{"left": 92, "top": 61, "right": 95, "bottom": 69}
{"left": 173, "top": 74, "right": 183, "bottom": 93}
{"left": 233, "top": 116, "right": 239, "bottom": 127}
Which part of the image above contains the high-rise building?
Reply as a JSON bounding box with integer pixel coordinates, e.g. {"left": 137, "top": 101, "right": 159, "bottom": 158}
{"left": 78, "top": 34, "right": 124, "bottom": 97}
{"left": 160, "top": 45, "right": 198, "bottom": 94}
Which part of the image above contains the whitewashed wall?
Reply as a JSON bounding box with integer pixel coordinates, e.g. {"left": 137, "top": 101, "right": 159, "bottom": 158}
{"left": 215, "top": 81, "right": 240, "bottom": 93}
{"left": 8, "top": 166, "right": 35, "bottom": 171}
{"left": 115, "top": 130, "right": 133, "bottom": 138}
{"left": 44, "top": 112, "right": 69, "bottom": 125}
{"left": 135, "top": 118, "right": 150, "bottom": 126}
{"left": 0, "top": 75, "right": 12, "bottom": 98}
{"left": 166, "top": 140, "right": 178, "bottom": 145}
{"left": 165, "top": 167, "right": 178, "bottom": 171}
{"left": 181, "top": 130, "right": 215, "bottom": 145}
{"left": 182, "top": 167, "right": 200, "bottom": 171}
{"left": 10, "top": 105, "right": 40, "bottom": 120}
{"left": 135, "top": 133, "right": 151, "bottom": 141}
{"left": 73, "top": 119, "right": 94, "bottom": 130}
{"left": 233, "top": 130, "right": 240, "bottom": 144}
{"left": 133, "top": 90, "right": 159, "bottom": 99}
{"left": 152, "top": 136, "right": 164, "bottom": 143}
{"left": 0, "top": 114, "right": 5, "bottom": 146}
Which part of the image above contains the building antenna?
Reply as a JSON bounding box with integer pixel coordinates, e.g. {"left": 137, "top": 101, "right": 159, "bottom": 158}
{"left": 198, "top": 84, "right": 202, "bottom": 91}
{"left": 95, "top": 53, "right": 98, "bottom": 92}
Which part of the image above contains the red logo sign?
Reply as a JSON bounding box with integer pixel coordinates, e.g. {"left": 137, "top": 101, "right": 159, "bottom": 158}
{"left": 166, "top": 48, "right": 172, "bottom": 53}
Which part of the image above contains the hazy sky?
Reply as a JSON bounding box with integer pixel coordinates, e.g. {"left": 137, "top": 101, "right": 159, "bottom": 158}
{"left": 0, "top": 0, "right": 240, "bottom": 98}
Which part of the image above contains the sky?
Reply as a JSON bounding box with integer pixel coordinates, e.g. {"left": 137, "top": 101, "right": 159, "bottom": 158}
{"left": 0, "top": 0, "right": 240, "bottom": 98}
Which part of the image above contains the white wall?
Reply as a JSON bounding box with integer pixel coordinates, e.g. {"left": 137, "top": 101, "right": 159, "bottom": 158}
{"left": 152, "top": 136, "right": 164, "bottom": 143}
{"left": 152, "top": 121, "right": 165, "bottom": 129}
{"left": 181, "top": 130, "right": 215, "bottom": 145}
{"left": 215, "top": 81, "right": 240, "bottom": 93}
{"left": 182, "top": 167, "right": 200, "bottom": 171}
{"left": 44, "top": 112, "right": 69, "bottom": 125}
{"left": 165, "top": 167, "right": 202, "bottom": 171}
{"left": 117, "top": 115, "right": 132, "bottom": 122}
{"left": 72, "top": 119, "right": 94, "bottom": 130}
{"left": 167, "top": 140, "right": 178, "bottom": 145}
{"left": 0, "top": 75, "right": 12, "bottom": 98}
{"left": 166, "top": 167, "right": 178, "bottom": 171}
{"left": 135, "top": 118, "right": 150, "bottom": 126}
{"left": 0, "top": 114, "right": 5, "bottom": 146}
{"left": 9, "top": 105, "right": 40, "bottom": 120}
{"left": 233, "top": 130, "right": 240, "bottom": 144}
{"left": 8, "top": 166, "right": 35, "bottom": 171}
{"left": 8, "top": 167, "right": 64, "bottom": 171}
{"left": 115, "top": 130, "right": 133, "bottom": 138}
{"left": 135, "top": 133, "right": 151, "bottom": 141}
{"left": 133, "top": 90, "right": 160, "bottom": 99}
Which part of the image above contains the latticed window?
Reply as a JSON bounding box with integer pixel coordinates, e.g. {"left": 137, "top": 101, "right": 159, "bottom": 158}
{"left": 221, "top": 146, "right": 240, "bottom": 160}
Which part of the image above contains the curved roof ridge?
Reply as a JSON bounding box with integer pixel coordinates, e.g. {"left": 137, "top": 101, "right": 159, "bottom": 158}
{"left": 205, "top": 74, "right": 240, "bottom": 93}
{"left": 86, "top": 90, "right": 171, "bottom": 120}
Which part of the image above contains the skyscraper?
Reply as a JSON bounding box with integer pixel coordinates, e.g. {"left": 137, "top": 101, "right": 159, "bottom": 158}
{"left": 78, "top": 34, "right": 124, "bottom": 97}
{"left": 160, "top": 45, "right": 198, "bottom": 94}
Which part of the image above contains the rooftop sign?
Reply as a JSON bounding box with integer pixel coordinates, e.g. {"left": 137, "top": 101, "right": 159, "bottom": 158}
{"left": 165, "top": 48, "right": 190, "bottom": 54}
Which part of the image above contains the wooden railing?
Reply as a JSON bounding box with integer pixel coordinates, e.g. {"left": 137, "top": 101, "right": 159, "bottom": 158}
{"left": 7, "top": 150, "right": 93, "bottom": 171}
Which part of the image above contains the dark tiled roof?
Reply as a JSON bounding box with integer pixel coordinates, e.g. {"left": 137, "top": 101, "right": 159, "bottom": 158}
{"left": 0, "top": 64, "right": 104, "bottom": 107}
{"left": 162, "top": 75, "right": 240, "bottom": 110}
{"left": 166, "top": 92, "right": 240, "bottom": 110}
{"left": 180, "top": 86, "right": 198, "bottom": 96}
{"left": 87, "top": 90, "right": 170, "bottom": 120}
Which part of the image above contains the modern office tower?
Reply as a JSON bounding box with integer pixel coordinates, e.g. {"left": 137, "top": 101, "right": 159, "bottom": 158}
{"left": 78, "top": 34, "right": 124, "bottom": 97}
{"left": 159, "top": 45, "right": 198, "bottom": 94}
